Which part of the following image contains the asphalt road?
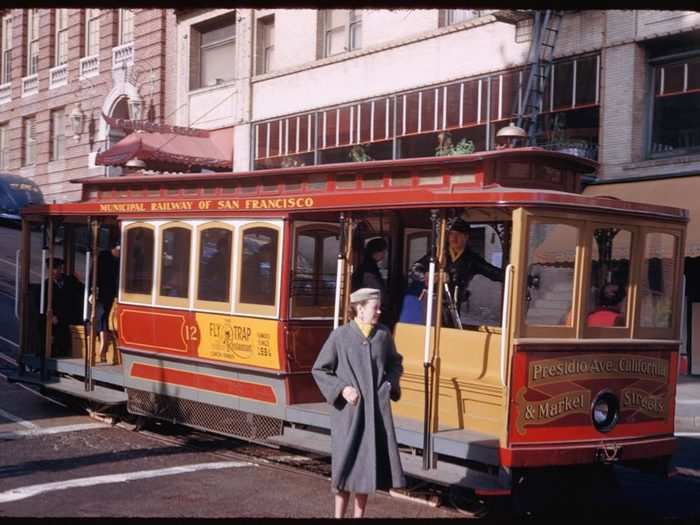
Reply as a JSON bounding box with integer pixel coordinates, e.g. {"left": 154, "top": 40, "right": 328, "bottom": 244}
{"left": 0, "top": 373, "right": 458, "bottom": 519}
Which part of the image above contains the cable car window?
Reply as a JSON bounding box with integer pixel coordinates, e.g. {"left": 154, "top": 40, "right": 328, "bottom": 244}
{"left": 197, "top": 227, "right": 232, "bottom": 303}
{"left": 640, "top": 232, "right": 676, "bottom": 329}
{"left": 124, "top": 226, "right": 154, "bottom": 294}
{"left": 291, "top": 226, "right": 339, "bottom": 316}
{"left": 459, "top": 224, "right": 504, "bottom": 327}
{"left": 586, "top": 228, "right": 631, "bottom": 328}
{"left": 240, "top": 227, "right": 278, "bottom": 306}
{"left": 525, "top": 222, "right": 578, "bottom": 326}
{"left": 160, "top": 227, "right": 191, "bottom": 298}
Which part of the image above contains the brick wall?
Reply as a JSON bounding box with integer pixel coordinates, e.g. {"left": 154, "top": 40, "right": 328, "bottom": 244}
{"left": 0, "top": 8, "right": 170, "bottom": 203}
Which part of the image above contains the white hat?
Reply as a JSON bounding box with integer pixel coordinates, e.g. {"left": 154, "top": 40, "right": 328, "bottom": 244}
{"left": 350, "top": 288, "right": 380, "bottom": 304}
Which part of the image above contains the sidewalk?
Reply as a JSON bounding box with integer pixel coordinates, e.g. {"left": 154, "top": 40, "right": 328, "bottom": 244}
{"left": 676, "top": 374, "right": 700, "bottom": 433}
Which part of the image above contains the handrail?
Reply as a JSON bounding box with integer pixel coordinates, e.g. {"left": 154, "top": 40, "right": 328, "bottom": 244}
{"left": 39, "top": 249, "right": 47, "bottom": 314}
{"left": 423, "top": 261, "right": 436, "bottom": 366}
{"left": 333, "top": 257, "right": 343, "bottom": 329}
{"left": 500, "top": 264, "right": 515, "bottom": 386}
{"left": 14, "top": 250, "right": 20, "bottom": 319}
{"left": 83, "top": 251, "right": 91, "bottom": 321}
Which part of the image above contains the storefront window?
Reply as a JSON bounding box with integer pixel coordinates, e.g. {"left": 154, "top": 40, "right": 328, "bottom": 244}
{"left": 651, "top": 56, "right": 700, "bottom": 156}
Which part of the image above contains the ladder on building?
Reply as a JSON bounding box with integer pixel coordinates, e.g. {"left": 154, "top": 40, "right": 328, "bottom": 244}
{"left": 515, "top": 10, "right": 563, "bottom": 145}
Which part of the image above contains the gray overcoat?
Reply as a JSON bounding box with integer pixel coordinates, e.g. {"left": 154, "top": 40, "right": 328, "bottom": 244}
{"left": 312, "top": 321, "right": 406, "bottom": 494}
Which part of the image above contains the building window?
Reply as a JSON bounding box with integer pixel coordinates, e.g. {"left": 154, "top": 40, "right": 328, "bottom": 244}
{"left": 255, "top": 15, "right": 274, "bottom": 75}
{"left": 442, "top": 9, "right": 483, "bottom": 26}
{"left": 320, "top": 9, "right": 361, "bottom": 58}
{"left": 189, "top": 12, "right": 236, "bottom": 90}
{"left": 23, "top": 117, "right": 35, "bottom": 166}
{"left": 26, "top": 9, "right": 39, "bottom": 75}
{"left": 650, "top": 57, "right": 700, "bottom": 157}
{"left": 84, "top": 8, "right": 100, "bottom": 57}
{"left": 51, "top": 109, "right": 65, "bottom": 161}
{"left": 54, "top": 9, "right": 69, "bottom": 66}
{"left": 0, "top": 124, "right": 8, "bottom": 169}
{"left": 1, "top": 14, "right": 12, "bottom": 84}
{"left": 118, "top": 9, "right": 134, "bottom": 45}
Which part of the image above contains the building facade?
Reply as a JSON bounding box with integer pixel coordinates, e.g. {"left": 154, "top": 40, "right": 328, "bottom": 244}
{"left": 171, "top": 8, "right": 700, "bottom": 372}
{"left": 0, "top": 8, "right": 175, "bottom": 202}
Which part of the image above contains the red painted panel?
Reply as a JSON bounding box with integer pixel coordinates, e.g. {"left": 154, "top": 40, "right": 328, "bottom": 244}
{"left": 130, "top": 362, "right": 277, "bottom": 403}
{"left": 508, "top": 348, "right": 677, "bottom": 446}
{"left": 500, "top": 436, "right": 676, "bottom": 468}
{"left": 119, "top": 306, "right": 195, "bottom": 354}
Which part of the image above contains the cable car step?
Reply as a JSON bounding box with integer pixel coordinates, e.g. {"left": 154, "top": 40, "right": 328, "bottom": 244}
{"left": 7, "top": 369, "right": 127, "bottom": 406}
{"left": 268, "top": 426, "right": 508, "bottom": 493}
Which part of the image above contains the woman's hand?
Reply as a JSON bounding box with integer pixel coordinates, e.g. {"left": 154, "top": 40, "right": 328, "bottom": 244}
{"left": 342, "top": 385, "right": 360, "bottom": 405}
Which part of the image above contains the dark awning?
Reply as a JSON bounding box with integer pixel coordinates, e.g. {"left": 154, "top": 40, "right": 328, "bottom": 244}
{"left": 95, "top": 129, "right": 232, "bottom": 170}
{"left": 0, "top": 172, "right": 44, "bottom": 221}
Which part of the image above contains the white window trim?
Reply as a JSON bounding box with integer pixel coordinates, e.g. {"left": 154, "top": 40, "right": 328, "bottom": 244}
{"left": 27, "top": 10, "right": 39, "bottom": 76}
{"left": 322, "top": 9, "right": 362, "bottom": 58}
{"left": 84, "top": 8, "right": 100, "bottom": 58}
{"left": 1, "top": 14, "right": 13, "bottom": 85}
{"left": 118, "top": 8, "right": 134, "bottom": 45}
{"left": 54, "top": 9, "right": 69, "bottom": 66}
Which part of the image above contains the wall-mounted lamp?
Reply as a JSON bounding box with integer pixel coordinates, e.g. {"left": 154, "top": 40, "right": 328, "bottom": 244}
{"left": 69, "top": 103, "right": 85, "bottom": 141}
{"left": 127, "top": 92, "right": 144, "bottom": 121}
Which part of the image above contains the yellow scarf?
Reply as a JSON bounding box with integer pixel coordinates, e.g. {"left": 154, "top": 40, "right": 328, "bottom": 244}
{"left": 354, "top": 319, "right": 374, "bottom": 338}
{"left": 449, "top": 247, "right": 464, "bottom": 262}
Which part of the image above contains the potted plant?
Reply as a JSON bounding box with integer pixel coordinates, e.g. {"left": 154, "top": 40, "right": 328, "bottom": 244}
{"left": 435, "top": 131, "right": 475, "bottom": 156}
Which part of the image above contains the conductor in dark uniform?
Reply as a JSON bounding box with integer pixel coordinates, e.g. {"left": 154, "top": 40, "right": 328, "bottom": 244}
{"left": 443, "top": 218, "right": 504, "bottom": 321}
{"left": 44, "top": 258, "right": 84, "bottom": 356}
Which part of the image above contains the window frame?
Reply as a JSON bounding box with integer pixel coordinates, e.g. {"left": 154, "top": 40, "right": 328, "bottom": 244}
{"left": 191, "top": 12, "right": 236, "bottom": 90}
{"left": 118, "top": 8, "right": 134, "bottom": 45}
{"left": 516, "top": 211, "right": 584, "bottom": 339}
{"left": 120, "top": 222, "right": 157, "bottom": 305}
{"left": 255, "top": 14, "right": 274, "bottom": 75}
{"left": 235, "top": 221, "right": 282, "bottom": 318}
{"left": 84, "top": 8, "right": 100, "bottom": 58}
{"left": 194, "top": 221, "right": 236, "bottom": 312}
{"left": 0, "top": 123, "right": 8, "bottom": 170}
{"left": 50, "top": 108, "right": 65, "bottom": 161}
{"left": 2, "top": 13, "right": 13, "bottom": 84}
{"left": 320, "top": 9, "right": 362, "bottom": 59}
{"left": 155, "top": 221, "right": 193, "bottom": 309}
{"left": 54, "top": 9, "right": 69, "bottom": 66}
{"left": 26, "top": 9, "right": 39, "bottom": 76}
{"left": 289, "top": 221, "right": 340, "bottom": 319}
{"left": 648, "top": 54, "right": 700, "bottom": 158}
{"left": 22, "top": 117, "right": 35, "bottom": 166}
{"left": 578, "top": 220, "right": 640, "bottom": 339}
{"left": 635, "top": 226, "right": 684, "bottom": 340}
{"left": 444, "top": 9, "right": 483, "bottom": 26}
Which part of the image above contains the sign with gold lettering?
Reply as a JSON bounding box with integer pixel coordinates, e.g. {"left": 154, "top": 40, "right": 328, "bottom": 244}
{"left": 528, "top": 354, "right": 668, "bottom": 387}
{"left": 195, "top": 313, "right": 279, "bottom": 369}
{"left": 98, "top": 197, "right": 315, "bottom": 215}
{"left": 515, "top": 387, "right": 591, "bottom": 435}
{"left": 621, "top": 387, "right": 670, "bottom": 419}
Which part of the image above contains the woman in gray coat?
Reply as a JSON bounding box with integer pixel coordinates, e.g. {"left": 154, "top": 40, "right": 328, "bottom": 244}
{"left": 312, "top": 287, "right": 406, "bottom": 518}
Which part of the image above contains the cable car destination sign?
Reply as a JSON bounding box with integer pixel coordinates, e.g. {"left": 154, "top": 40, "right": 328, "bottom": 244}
{"left": 97, "top": 197, "right": 316, "bottom": 214}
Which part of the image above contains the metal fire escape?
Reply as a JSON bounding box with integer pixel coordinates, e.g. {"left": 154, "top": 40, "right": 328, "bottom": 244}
{"left": 495, "top": 10, "right": 564, "bottom": 145}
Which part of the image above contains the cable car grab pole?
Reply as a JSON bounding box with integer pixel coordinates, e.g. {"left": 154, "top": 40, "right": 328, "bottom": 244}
{"left": 422, "top": 209, "right": 440, "bottom": 470}
{"left": 333, "top": 213, "right": 346, "bottom": 329}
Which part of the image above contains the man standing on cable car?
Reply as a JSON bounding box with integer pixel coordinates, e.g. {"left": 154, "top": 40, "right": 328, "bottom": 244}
{"left": 442, "top": 218, "right": 504, "bottom": 327}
